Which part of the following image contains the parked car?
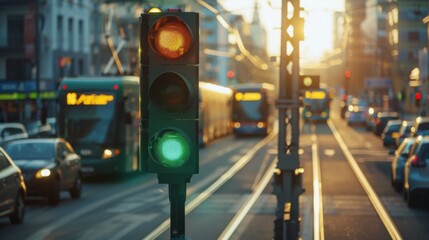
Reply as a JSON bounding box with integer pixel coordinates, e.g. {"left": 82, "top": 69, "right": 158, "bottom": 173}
{"left": 0, "top": 147, "right": 26, "bottom": 224}
{"left": 340, "top": 95, "right": 356, "bottom": 119}
{"left": 3, "top": 138, "right": 82, "bottom": 206}
{"left": 0, "top": 123, "right": 29, "bottom": 147}
{"left": 403, "top": 136, "right": 429, "bottom": 207}
{"left": 346, "top": 107, "right": 367, "bottom": 126}
{"left": 47, "top": 117, "right": 57, "bottom": 136}
{"left": 365, "top": 107, "right": 381, "bottom": 131}
{"left": 396, "top": 120, "right": 415, "bottom": 147}
{"left": 381, "top": 119, "right": 402, "bottom": 147}
{"left": 410, "top": 116, "right": 429, "bottom": 138}
{"left": 373, "top": 111, "right": 400, "bottom": 136}
{"left": 391, "top": 138, "right": 416, "bottom": 192}
{"left": 25, "top": 120, "right": 55, "bottom": 138}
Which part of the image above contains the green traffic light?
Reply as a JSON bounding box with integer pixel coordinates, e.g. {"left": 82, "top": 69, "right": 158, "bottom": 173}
{"left": 150, "top": 129, "right": 190, "bottom": 168}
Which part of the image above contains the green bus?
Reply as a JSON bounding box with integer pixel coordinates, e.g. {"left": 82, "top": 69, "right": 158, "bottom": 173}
{"left": 57, "top": 76, "right": 140, "bottom": 175}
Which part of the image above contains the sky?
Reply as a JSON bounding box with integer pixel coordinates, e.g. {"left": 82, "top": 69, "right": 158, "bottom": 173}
{"left": 219, "top": 0, "right": 345, "bottom": 63}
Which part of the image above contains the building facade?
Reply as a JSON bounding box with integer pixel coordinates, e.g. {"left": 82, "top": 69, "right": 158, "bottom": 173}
{"left": 386, "top": 0, "right": 428, "bottom": 112}
{"left": 0, "top": 0, "right": 92, "bottom": 122}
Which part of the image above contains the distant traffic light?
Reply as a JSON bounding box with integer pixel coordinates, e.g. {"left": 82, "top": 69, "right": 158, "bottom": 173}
{"left": 299, "top": 75, "right": 320, "bottom": 90}
{"left": 227, "top": 70, "right": 235, "bottom": 79}
{"left": 140, "top": 10, "right": 199, "bottom": 183}
{"left": 345, "top": 70, "right": 351, "bottom": 79}
{"left": 415, "top": 91, "right": 422, "bottom": 107}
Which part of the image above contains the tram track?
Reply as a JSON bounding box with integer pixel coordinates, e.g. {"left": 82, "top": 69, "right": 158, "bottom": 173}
{"left": 144, "top": 131, "right": 278, "bottom": 239}
{"left": 309, "top": 119, "right": 402, "bottom": 240}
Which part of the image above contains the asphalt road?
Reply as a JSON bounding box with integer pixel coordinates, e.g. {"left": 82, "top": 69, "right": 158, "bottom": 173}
{"left": 2, "top": 103, "right": 429, "bottom": 239}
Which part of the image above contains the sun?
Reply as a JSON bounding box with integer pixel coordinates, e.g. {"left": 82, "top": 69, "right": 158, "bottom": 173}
{"left": 301, "top": 9, "right": 334, "bottom": 63}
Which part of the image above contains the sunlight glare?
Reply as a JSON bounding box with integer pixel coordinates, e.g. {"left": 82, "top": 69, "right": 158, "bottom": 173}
{"left": 302, "top": 9, "right": 333, "bottom": 62}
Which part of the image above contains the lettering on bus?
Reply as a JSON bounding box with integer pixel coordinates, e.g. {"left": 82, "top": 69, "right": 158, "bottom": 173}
{"left": 305, "top": 91, "right": 326, "bottom": 100}
{"left": 66, "top": 92, "right": 114, "bottom": 105}
{"left": 235, "top": 92, "right": 262, "bottom": 101}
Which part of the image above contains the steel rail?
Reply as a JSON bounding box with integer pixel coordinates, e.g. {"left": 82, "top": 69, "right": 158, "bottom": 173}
{"left": 327, "top": 120, "right": 403, "bottom": 240}
{"left": 143, "top": 131, "right": 277, "bottom": 240}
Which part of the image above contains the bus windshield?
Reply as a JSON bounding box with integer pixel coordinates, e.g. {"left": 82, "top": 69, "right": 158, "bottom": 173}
{"left": 233, "top": 92, "right": 267, "bottom": 121}
{"left": 63, "top": 92, "right": 118, "bottom": 145}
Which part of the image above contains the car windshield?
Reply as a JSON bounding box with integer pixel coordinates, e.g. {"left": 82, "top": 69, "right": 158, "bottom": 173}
{"left": 381, "top": 116, "right": 399, "bottom": 124}
{"left": 417, "top": 122, "right": 429, "bottom": 131}
{"left": 416, "top": 130, "right": 429, "bottom": 137}
{"left": 5, "top": 142, "right": 55, "bottom": 160}
{"left": 388, "top": 124, "right": 401, "bottom": 132}
{"left": 417, "top": 142, "right": 429, "bottom": 158}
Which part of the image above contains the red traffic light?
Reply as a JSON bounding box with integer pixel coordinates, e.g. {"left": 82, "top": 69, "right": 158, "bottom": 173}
{"left": 149, "top": 16, "right": 192, "bottom": 59}
{"left": 227, "top": 70, "right": 235, "bottom": 79}
{"left": 415, "top": 92, "right": 422, "bottom": 100}
{"left": 345, "top": 70, "right": 351, "bottom": 79}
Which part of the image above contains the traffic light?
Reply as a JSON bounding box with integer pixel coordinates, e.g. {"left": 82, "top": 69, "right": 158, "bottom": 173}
{"left": 345, "top": 70, "right": 351, "bottom": 79}
{"left": 415, "top": 91, "right": 422, "bottom": 107}
{"left": 299, "top": 75, "right": 320, "bottom": 90}
{"left": 140, "top": 10, "right": 199, "bottom": 183}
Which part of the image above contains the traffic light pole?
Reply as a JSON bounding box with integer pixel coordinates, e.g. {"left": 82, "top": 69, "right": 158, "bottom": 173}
{"left": 274, "top": 0, "right": 303, "bottom": 239}
{"left": 140, "top": 11, "right": 199, "bottom": 240}
{"left": 169, "top": 182, "right": 187, "bottom": 239}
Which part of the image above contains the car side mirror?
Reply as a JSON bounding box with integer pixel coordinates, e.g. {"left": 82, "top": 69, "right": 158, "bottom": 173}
{"left": 61, "top": 151, "right": 68, "bottom": 159}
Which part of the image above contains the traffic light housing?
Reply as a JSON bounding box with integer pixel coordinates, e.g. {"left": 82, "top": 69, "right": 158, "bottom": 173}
{"left": 415, "top": 91, "right": 422, "bottom": 107}
{"left": 299, "top": 75, "right": 320, "bottom": 90}
{"left": 140, "top": 11, "right": 199, "bottom": 182}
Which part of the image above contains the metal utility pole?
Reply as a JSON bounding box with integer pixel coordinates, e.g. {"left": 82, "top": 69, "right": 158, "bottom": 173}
{"left": 274, "top": 0, "right": 304, "bottom": 239}
{"left": 35, "top": 0, "right": 41, "bottom": 119}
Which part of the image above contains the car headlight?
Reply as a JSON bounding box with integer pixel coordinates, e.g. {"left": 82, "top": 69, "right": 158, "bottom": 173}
{"left": 35, "top": 168, "right": 52, "bottom": 178}
{"left": 102, "top": 148, "right": 121, "bottom": 159}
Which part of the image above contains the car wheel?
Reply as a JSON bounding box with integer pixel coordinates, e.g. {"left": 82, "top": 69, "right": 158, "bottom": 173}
{"left": 9, "top": 192, "right": 25, "bottom": 224}
{"left": 69, "top": 173, "right": 82, "bottom": 199}
{"left": 392, "top": 181, "right": 402, "bottom": 192}
{"left": 391, "top": 172, "right": 402, "bottom": 192}
{"left": 407, "top": 189, "right": 417, "bottom": 208}
{"left": 49, "top": 180, "right": 60, "bottom": 206}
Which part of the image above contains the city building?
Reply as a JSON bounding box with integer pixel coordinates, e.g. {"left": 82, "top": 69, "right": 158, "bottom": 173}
{"left": 344, "top": 0, "right": 367, "bottom": 97}
{"left": 386, "top": 0, "right": 428, "bottom": 112}
{"left": 0, "top": 0, "right": 273, "bottom": 122}
{"left": 0, "top": 0, "right": 92, "bottom": 122}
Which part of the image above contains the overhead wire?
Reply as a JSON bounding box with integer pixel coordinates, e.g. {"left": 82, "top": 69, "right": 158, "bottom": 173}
{"left": 196, "top": 0, "right": 269, "bottom": 70}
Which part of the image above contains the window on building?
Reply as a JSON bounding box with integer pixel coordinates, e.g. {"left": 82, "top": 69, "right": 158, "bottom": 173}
{"left": 68, "top": 18, "right": 74, "bottom": 51}
{"left": 408, "top": 32, "right": 419, "bottom": 42}
{"left": 57, "top": 15, "right": 63, "bottom": 50}
{"left": 78, "top": 58, "right": 84, "bottom": 75}
{"left": 408, "top": 51, "right": 417, "bottom": 62}
{"left": 6, "top": 59, "right": 32, "bottom": 81}
{"left": 392, "top": 29, "right": 398, "bottom": 45}
{"left": 7, "top": 15, "right": 24, "bottom": 48}
{"left": 78, "top": 19, "right": 83, "bottom": 51}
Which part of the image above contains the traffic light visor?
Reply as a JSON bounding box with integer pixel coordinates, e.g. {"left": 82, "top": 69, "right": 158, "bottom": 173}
{"left": 149, "top": 72, "right": 191, "bottom": 113}
{"left": 149, "top": 16, "right": 192, "bottom": 59}
{"left": 149, "top": 129, "right": 190, "bottom": 168}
